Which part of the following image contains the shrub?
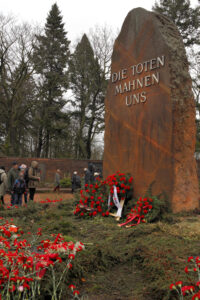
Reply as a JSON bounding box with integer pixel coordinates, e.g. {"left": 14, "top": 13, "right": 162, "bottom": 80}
{"left": 60, "top": 177, "right": 71, "bottom": 188}
{"left": 144, "top": 182, "right": 170, "bottom": 223}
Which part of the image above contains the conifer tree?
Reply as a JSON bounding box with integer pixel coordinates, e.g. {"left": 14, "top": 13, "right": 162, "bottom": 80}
{"left": 152, "top": 0, "right": 200, "bottom": 47}
{"left": 69, "top": 34, "right": 107, "bottom": 159}
{"left": 32, "top": 3, "right": 70, "bottom": 157}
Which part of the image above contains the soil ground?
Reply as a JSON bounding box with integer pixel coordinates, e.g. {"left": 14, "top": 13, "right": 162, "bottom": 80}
{"left": 1, "top": 193, "right": 200, "bottom": 300}
{"left": 3, "top": 192, "right": 73, "bottom": 205}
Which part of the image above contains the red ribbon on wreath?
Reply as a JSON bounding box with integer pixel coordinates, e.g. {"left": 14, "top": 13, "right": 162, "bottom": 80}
{"left": 119, "top": 198, "right": 153, "bottom": 227}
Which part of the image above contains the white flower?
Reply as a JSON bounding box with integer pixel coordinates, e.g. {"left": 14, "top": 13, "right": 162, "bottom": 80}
{"left": 18, "top": 286, "right": 24, "bottom": 292}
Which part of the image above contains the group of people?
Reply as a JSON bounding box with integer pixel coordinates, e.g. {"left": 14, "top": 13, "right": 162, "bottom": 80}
{"left": 0, "top": 161, "right": 102, "bottom": 205}
{"left": 71, "top": 163, "right": 102, "bottom": 193}
{"left": 0, "top": 161, "right": 40, "bottom": 206}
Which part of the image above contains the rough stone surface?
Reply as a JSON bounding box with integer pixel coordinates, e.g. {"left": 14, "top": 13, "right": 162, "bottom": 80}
{"left": 103, "top": 7, "right": 199, "bottom": 212}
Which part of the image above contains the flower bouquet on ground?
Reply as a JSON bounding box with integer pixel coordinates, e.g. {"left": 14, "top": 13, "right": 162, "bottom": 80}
{"left": 0, "top": 217, "right": 84, "bottom": 299}
{"left": 170, "top": 256, "right": 200, "bottom": 300}
{"left": 118, "top": 197, "right": 153, "bottom": 227}
{"left": 74, "top": 171, "right": 133, "bottom": 219}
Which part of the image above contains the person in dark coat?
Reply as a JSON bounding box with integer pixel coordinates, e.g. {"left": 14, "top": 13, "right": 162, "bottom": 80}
{"left": 88, "top": 163, "right": 95, "bottom": 184}
{"left": 84, "top": 168, "right": 91, "bottom": 186}
{"left": 13, "top": 171, "right": 26, "bottom": 206}
{"left": 71, "top": 171, "right": 81, "bottom": 193}
{"left": 7, "top": 162, "right": 19, "bottom": 205}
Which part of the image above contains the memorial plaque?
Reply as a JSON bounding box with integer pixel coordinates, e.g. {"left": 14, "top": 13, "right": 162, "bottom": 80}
{"left": 103, "top": 7, "right": 199, "bottom": 212}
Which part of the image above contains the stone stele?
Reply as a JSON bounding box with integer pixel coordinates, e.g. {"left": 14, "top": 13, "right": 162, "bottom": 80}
{"left": 103, "top": 7, "right": 199, "bottom": 212}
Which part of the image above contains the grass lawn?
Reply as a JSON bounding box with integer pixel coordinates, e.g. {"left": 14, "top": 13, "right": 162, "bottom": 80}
{"left": 1, "top": 195, "right": 200, "bottom": 300}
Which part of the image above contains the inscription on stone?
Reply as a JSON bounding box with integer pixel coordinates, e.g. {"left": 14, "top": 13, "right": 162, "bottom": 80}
{"left": 112, "top": 55, "right": 165, "bottom": 106}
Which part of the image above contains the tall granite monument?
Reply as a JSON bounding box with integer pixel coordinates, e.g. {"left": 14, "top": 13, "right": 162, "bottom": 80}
{"left": 103, "top": 7, "right": 199, "bottom": 212}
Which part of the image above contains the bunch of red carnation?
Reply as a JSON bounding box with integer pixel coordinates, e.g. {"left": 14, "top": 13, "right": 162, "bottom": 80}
{"left": 0, "top": 217, "right": 84, "bottom": 299}
{"left": 170, "top": 256, "right": 200, "bottom": 299}
{"left": 119, "top": 197, "right": 153, "bottom": 227}
{"left": 74, "top": 171, "right": 133, "bottom": 217}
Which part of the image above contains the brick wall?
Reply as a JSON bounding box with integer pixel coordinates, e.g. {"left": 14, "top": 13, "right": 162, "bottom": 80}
{"left": 1, "top": 156, "right": 199, "bottom": 184}
{"left": 0, "top": 157, "right": 102, "bottom": 182}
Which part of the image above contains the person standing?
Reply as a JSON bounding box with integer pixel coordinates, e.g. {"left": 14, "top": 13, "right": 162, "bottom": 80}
{"left": 19, "top": 164, "right": 28, "bottom": 204}
{"left": 94, "top": 172, "right": 100, "bottom": 182}
{"left": 53, "top": 169, "right": 61, "bottom": 192}
{"left": 71, "top": 171, "right": 81, "bottom": 193}
{"left": 88, "top": 162, "right": 95, "bottom": 184}
{"left": 28, "top": 161, "right": 40, "bottom": 201}
{"left": 13, "top": 171, "right": 26, "bottom": 206}
{"left": 7, "top": 162, "right": 19, "bottom": 205}
{"left": 0, "top": 166, "right": 7, "bottom": 205}
{"left": 84, "top": 168, "right": 90, "bottom": 186}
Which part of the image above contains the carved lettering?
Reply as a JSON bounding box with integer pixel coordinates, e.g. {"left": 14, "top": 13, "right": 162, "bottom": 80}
{"left": 115, "top": 84, "right": 122, "bottom": 95}
{"left": 140, "top": 91, "right": 147, "bottom": 103}
{"left": 157, "top": 55, "right": 165, "bottom": 67}
{"left": 112, "top": 55, "right": 165, "bottom": 106}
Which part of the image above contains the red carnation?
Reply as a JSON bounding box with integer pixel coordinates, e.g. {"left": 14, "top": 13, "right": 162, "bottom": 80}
{"left": 188, "top": 256, "right": 194, "bottom": 262}
{"left": 69, "top": 284, "right": 76, "bottom": 290}
{"left": 185, "top": 266, "right": 189, "bottom": 273}
{"left": 73, "top": 290, "right": 80, "bottom": 296}
{"left": 169, "top": 284, "right": 176, "bottom": 290}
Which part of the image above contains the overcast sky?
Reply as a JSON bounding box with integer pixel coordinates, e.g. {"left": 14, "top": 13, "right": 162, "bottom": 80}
{"left": 1, "top": 0, "right": 199, "bottom": 42}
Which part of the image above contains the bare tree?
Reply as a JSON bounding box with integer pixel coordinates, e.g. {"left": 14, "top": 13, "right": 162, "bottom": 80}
{"left": 88, "top": 24, "right": 117, "bottom": 79}
{"left": 188, "top": 48, "right": 200, "bottom": 151}
{"left": 189, "top": 48, "right": 200, "bottom": 105}
{"left": 0, "top": 14, "right": 39, "bottom": 155}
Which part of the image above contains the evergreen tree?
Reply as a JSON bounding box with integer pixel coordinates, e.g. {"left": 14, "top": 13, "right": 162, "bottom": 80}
{"left": 152, "top": 0, "right": 200, "bottom": 47}
{"left": 32, "top": 3, "right": 70, "bottom": 157}
{"left": 69, "top": 34, "right": 107, "bottom": 159}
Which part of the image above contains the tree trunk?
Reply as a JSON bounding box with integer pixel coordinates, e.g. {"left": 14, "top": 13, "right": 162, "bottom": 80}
{"left": 45, "top": 130, "right": 50, "bottom": 158}
{"left": 7, "top": 119, "right": 17, "bottom": 156}
{"left": 86, "top": 139, "right": 91, "bottom": 159}
{"left": 36, "top": 126, "right": 43, "bottom": 157}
